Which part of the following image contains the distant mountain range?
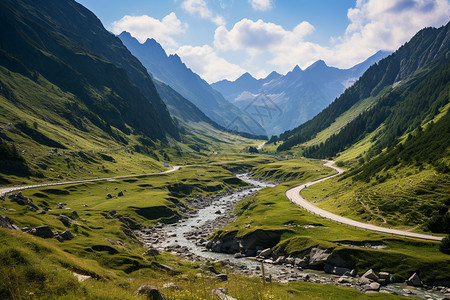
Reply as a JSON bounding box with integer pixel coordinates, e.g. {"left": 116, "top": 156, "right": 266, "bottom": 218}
{"left": 118, "top": 32, "right": 267, "bottom": 137}
{"left": 212, "top": 51, "right": 390, "bottom": 136}
{"left": 277, "top": 22, "right": 449, "bottom": 157}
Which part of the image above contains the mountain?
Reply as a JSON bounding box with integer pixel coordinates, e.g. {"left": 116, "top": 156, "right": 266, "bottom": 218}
{"left": 118, "top": 32, "right": 267, "bottom": 137}
{"left": 0, "top": 0, "right": 178, "bottom": 143}
{"left": 212, "top": 51, "right": 390, "bottom": 136}
{"left": 277, "top": 22, "right": 449, "bottom": 154}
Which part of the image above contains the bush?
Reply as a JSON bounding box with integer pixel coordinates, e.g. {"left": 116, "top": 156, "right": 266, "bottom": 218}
{"left": 440, "top": 235, "right": 450, "bottom": 254}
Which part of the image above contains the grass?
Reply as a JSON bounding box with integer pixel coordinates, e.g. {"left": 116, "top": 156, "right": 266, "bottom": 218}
{"left": 300, "top": 166, "right": 450, "bottom": 231}
{"left": 212, "top": 160, "right": 450, "bottom": 284}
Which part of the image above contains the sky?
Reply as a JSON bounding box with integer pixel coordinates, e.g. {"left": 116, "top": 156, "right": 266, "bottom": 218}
{"left": 77, "top": 0, "right": 450, "bottom": 83}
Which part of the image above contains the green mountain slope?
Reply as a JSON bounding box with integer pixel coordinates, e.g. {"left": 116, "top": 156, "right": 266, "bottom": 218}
{"left": 276, "top": 22, "right": 449, "bottom": 151}
{"left": 0, "top": 0, "right": 178, "bottom": 142}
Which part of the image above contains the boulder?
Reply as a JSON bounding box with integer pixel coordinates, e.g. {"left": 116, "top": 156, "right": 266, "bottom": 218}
{"left": 274, "top": 256, "right": 286, "bottom": 265}
{"left": 133, "top": 285, "right": 166, "bottom": 300}
{"left": 0, "top": 215, "right": 20, "bottom": 230}
{"left": 30, "top": 225, "right": 54, "bottom": 238}
{"left": 259, "top": 248, "right": 272, "bottom": 258}
{"left": 296, "top": 258, "right": 309, "bottom": 268}
{"left": 369, "top": 282, "right": 381, "bottom": 291}
{"left": 55, "top": 202, "right": 67, "bottom": 209}
{"left": 361, "top": 269, "right": 379, "bottom": 282}
{"left": 406, "top": 272, "right": 422, "bottom": 287}
{"left": 106, "top": 194, "right": 112, "bottom": 199}
{"left": 151, "top": 262, "right": 181, "bottom": 274}
{"left": 234, "top": 253, "right": 243, "bottom": 259}
{"left": 285, "top": 257, "right": 295, "bottom": 265}
{"left": 143, "top": 248, "right": 159, "bottom": 256}
{"left": 309, "top": 248, "right": 330, "bottom": 266}
{"left": 117, "top": 191, "right": 124, "bottom": 197}
{"left": 37, "top": 162, "right": 47, "bottom": 170}
{"left": 378, "top": 271, "right": 393, "bottom": 285}
{"left": 215, "top": 210, "right": 222, "bottom": 214}
{"left": 216, "top": 274, "right": 228, "bottom": 281}
{"left": 108, "top": 210, "right": 116, "bottom": 216}
{"left": 59, "top": 215, "right": 75, "bottom": 226}
{"left": 212, "top": 288, "right": 236, "bottom": 300}
{"left": 338, "top": 276, "right": 354, "bottom": 284}
{"left": 324, "top": 264, "right": 355, "bottom": 276}
{"left": 60, "top": 230, "right": 74, "bottom": 240}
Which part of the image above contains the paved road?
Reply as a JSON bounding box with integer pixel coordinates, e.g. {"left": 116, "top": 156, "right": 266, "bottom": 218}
{"left": 285, "top": 161, "right": 444, "bottom": 241}
{"left": 0, "top": 166, "right": 180, "bottom": 197}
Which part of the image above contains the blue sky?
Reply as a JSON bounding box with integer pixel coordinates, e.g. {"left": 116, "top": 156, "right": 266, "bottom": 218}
{"left": 77, "top": 0, "right": 450, "bottom": 82}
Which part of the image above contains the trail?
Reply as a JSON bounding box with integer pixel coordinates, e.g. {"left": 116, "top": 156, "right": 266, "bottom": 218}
{"left": 0, "top": 166, "right": 180, "bottom": 197}
{"left": 285, "top": 161, "right": 444, "bottom": 241}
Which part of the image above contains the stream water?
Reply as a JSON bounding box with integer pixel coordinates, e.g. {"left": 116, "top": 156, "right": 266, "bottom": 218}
{"left": 139, "top": 174, "right": 447, "bottom": 299}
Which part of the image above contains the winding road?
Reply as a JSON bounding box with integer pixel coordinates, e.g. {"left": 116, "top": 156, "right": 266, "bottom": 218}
{"left": 0, "top": 166, "right": 180, "bottom": 198}
{"left": 285, "top": 160, "right": 444, "bottom": 241}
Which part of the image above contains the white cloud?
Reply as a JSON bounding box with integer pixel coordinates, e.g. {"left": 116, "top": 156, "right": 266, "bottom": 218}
{"left": 330, "top": 0, "right": 450, "bottom": 68}
{"left": 175, "top": 45, "right": 246, "bottom": 83}
{"left": 181, "top": 0, "right": 225, "bottom": 26}
{"left": 111, "top": 13, "right": 187, "bottom": 49}
{"left": 214, "top": 19, "right": 314, "bottom": 56}
{"left": 249, "top": 0, "right": 273, "bottom": 11}
{"left": 213, "top": 0, "right": 450, "bottom": 74}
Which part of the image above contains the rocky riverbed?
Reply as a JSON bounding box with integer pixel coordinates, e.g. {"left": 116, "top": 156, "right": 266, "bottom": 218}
{"left": 135, "top": 174, "right": 450, "bottom": 300}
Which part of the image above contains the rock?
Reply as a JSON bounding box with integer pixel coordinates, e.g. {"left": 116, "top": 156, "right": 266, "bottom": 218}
{"left": 108, "top": 210, "right": 116, "bottom": 216}
{"left": 234, "top": 253, "right": 243, "bottom": 259}
{"left": 0, "top": 215, "right": 20, "bottom": 230}
{"left": 216, "top": 274, "right": 228, "bottom": 281}
{"left": 378, "top": 272, "right": 393, "bottom": 285}
{"left": 205, "top": 241, "right": 213, "bottom": 249}
{"left": 151, "top": 262, "right": 181, "bottom": 274}
{"left": 406, "top": 272, "right": 422, "bottom": 287}
{"left": 285, "top": 257, "right": 295, "bottom": 265}
{"left": 324, "top": 264, "right": 355, "bottom": 276}
{"left": 361, "top": 269, "right": 379, "bottom": 282}
{"left": 106, "top": 238, "right": 118, "bottom": 245}
{"left": 106, "top": 194, "right": 112, "bottom": 199}
{"left": 208, "top": 266, "right": 218, "bottom": 274}
{"left": 296, "top": 258, "right": 309, "bottom": 268}
{"left": 309, "top": 248, "right": 330, "bottom": 266}
{"left": 359, "top": 276, "right": 372, "bottom": 285}
{"left": 143, "top": 248, "right": 159, "bottom": 256}
{"left": 274, "top": 256, "right": 285, "bottom": 264}
{"left": 343, "top": 269, "right": 357, "bottom": 277}
{"left": 212, "top": 288, "right": 236, "bottom": 300}
{"left": 369, "top": 282, "right": 381, "bottom": 291}
{"left": 117, "top": 191, "right": 124, "bottom": 197}
{"left": 56, "top": 202, "right": 67, "bottom": 209}
{"left": 60, "top": 230, "right": 74, "bottom": 240}
{"left": 259, "top": 248, "right": 272, "bottom": 258}
{"left": 30, "top": 225, "right": 54, "bottom": 238}
{"left": 162, "top": 283, "right": 179, "bottom": 290}
{"left": 59, "top": 215, "right": 75, "bottom": 226}
{"left": 215, "top": 210, "right": 222, "bottom": 214}
{"left": 133, "top": 285, "right": 166, "bottom": 300}
{"left": 338, "top": 276, "right": 354, "bottom": 284}
{"left": 73, "top": 272, "right": 91, "bottom": 282}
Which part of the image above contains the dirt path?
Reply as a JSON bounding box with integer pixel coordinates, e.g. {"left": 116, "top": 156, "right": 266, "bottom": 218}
{"left": 0, "top": 166, "right": 180, "bottom": 197}
{"left": 285, "top": 161, "right": 444, "bottom": 241}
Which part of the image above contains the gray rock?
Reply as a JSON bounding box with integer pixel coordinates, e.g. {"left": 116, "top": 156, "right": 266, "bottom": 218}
{"left": 212, "top": 288, "right": 236, "bottom": 300}
{"left": 338, "top": 276, "right": 354, "bottom": 284}
{"left": 296, "top": 258, "right": 309, "bottom": 268}
{"left": 369, "top": 282, "right": 381, "bottom": 291}
{"left": 133, "top": 285, "right": 166, "bottom": 300}
{"left": 108, "top": 210, "right": 116, "bottom": 216}
{"left": 30, "top": 225, "right": 54, "bottom": 238}
{"left": 56, "top": 202, "right": 67, "bottom": 209}
{"left": 234, "top": 253, "right": 243, "bottom": 259}
{"left": 37, "top": 162, "right": 47, "bottom": 170}
{"left": 117, "top": 191, "right": 124, "bottom": 197}
{"left": 274, "top": 256, "right": 285, "bottom": 264}
{"left": 106, "top": 194, "right": 112, "bottom": 199}
{"left": 259, "top": 248, "right": 272, "bottom": 258}
{"left": 0, "top": 215, "right": 20, "bottom": 230}
{"left": 106, "top": 238, "right": 118, "bottom": 245}
{"left": 406, "top": 272, "right": 422, "bottom": 287}
{"left": 359, "top": 276, "right": 372, "bottom": 285}
{"left": 60, "top": 230, "right": 74, "bottom": 240}
{"left": 285, "top": 257, "right": 295, "bottom": 265}
{"left": 309, "top": 248, "right": 330, "bottom": 266}
{"left": 215, "top": 210, "right": 222, "bottom": 214}
{"left": 59, "top": 215, "right": 75, "bottom": 226}
{"left": 361, "top": 269, "right": 379, "bottom": 282}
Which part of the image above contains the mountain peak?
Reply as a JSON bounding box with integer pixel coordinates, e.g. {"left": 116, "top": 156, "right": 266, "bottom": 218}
{"left": 306, "top": 60, "right": 328, "bottom": 70}
{"left": 265, "top": 71, "right": 281, "bottom": 81}
{"left": 292, "top": 65, "right": 303, "bottom": 72}
{"left": 238, "top": 72, "right": 256, "bottom": 81}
